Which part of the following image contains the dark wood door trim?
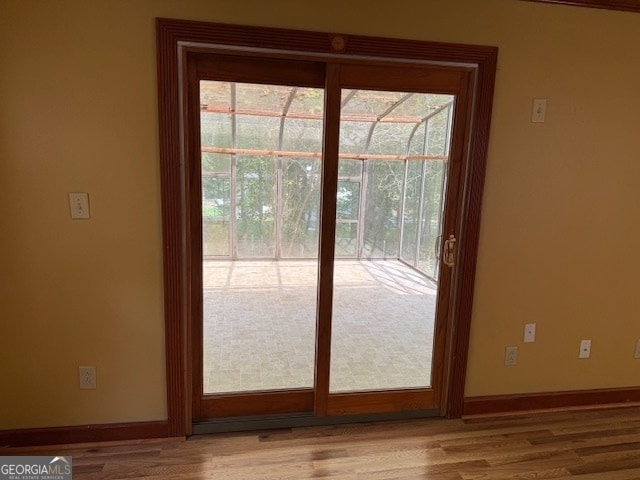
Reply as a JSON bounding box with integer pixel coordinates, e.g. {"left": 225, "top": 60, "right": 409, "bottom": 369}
{"left": 156, "top": 18, "right": 497, "bottom": 435}
{"left": 198, "top": 391, "right": 315, "bottom": 418}
{"left": 157, "top": 19, "right": 188, "bottom": 438}
{"left": 0, "top": 421, "right": 170, "bottom": 448}
{"left": 327, "top": 389, "right": 436, "bottom": 416}
{"left": 314, "top": 62, "right": 341, "bottom": 417}
{"left": 520, "top": 0, "right": 640, "bottom": 13}
{"left": 464, "top": 387, "right": 640, "bottom": 417}
{"left": 432, "top": 70, "right": 476, "bottom": 414}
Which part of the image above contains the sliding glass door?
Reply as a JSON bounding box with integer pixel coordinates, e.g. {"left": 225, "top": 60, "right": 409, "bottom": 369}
{"left": 188, "top": 53, "right": 471, "bottom": 421}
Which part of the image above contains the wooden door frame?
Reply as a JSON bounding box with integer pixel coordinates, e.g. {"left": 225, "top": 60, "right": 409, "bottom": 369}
{"left": 156, "top": 18, "right": 498, "bottom": 437}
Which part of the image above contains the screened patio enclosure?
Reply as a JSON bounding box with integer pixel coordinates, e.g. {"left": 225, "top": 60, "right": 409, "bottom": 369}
{"left": 201, "top": 82, "right": 454, "bottom": 280}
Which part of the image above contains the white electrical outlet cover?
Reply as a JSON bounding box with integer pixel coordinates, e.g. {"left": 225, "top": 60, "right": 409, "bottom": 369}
{"left": 79, "top": 366, "right": 97, "bottom": 389}
{"left": 634, "top": 339, "right": 640, "bottom": 359}
{"left": 524, "top": 323, "right": 536, "bottom": 343}
{"left": 579, "top": 340, "right": 591, "bottom": 359}
{"left": 69, "top": 192, "right": 90, "bottom": 219}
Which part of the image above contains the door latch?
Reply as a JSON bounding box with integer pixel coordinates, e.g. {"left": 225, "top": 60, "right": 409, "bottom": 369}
{"left": 443, "top": 234, "right": 456, "bottom": 267}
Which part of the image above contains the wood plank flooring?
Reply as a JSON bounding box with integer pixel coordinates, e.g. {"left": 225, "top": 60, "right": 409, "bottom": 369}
{"left": 3, "top": 407, "right": 640, "bottom": 479}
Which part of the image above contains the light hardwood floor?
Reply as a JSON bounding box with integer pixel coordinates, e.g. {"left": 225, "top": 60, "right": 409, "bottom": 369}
{"left": 4, "top": 407, "right": 640, "bottom": 479}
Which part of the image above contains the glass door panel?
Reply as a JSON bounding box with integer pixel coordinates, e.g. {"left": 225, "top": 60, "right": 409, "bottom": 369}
{"left": 201, "top": 80, "right": 324, "bottom": 395}
{"left": 329, "top": 89, "right": 454, "bottom": 394}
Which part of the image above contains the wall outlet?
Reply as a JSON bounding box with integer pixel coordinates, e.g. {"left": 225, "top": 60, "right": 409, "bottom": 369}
{"left": 69, "top": 192, "right": 90, "bottom": 219}
{"left": 579, "top": 340, "right": 591, "bottom": 359}
{"left": 524, "top": 323, "right": 536, "bottom": 343}
{"left": 505, "top": 346, "right": 518, "bottom": 366}
{"left": 635, "top": 339, "right": 640, "bottom": 359}
{"left": 79, "top": 366, "right": 97, "bottom": 389}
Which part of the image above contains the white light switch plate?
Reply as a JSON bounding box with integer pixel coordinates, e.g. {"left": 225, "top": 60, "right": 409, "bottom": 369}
{"left": 531, "top": 98, "right": 547, "bottom": 123}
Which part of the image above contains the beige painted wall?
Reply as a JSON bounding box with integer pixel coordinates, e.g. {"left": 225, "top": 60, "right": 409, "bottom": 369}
{"left": 1, "top": 0, "right": 639, "bottom": 429}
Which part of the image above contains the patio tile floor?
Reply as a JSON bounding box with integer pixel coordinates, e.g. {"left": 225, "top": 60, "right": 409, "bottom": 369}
{"left": 203, "top": 259, "right": 437, "bottom": 394}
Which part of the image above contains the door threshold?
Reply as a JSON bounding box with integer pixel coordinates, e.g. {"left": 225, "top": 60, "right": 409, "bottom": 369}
{"left": 192, "top": 408, "right": 441, "bottom": 435}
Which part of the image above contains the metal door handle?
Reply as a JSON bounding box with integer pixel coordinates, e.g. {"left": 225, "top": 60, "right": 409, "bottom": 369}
{"left": 443, "top": 234, "right": 456, "bottom": 267}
